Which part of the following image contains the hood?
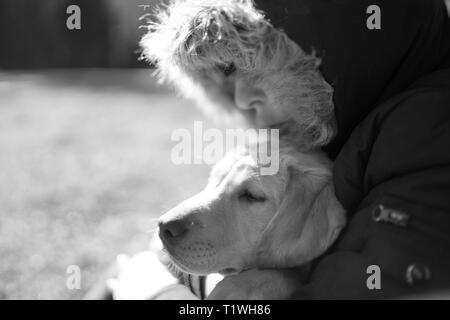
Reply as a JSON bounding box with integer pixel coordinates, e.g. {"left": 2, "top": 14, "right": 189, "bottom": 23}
{"left": 256, "top": 0, "right": 450, "bottom": 158}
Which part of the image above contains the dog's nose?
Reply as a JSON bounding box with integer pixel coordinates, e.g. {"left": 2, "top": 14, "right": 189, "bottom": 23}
{"left": 159, "top": 219, "right": 188, "bottom": 244}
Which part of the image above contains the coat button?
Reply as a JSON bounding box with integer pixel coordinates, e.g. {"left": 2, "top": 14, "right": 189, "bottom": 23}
{"left": 405, "top": 264, "right": 431, "bottom": 285}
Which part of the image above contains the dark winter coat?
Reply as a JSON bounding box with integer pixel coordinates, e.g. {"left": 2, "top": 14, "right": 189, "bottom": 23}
{"left": 257, "top": 0, "right": 450, "bottom": 298}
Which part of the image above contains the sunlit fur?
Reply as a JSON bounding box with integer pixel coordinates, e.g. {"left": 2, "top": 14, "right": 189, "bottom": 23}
{"left": 140, "top": 0, "right": 336, "bottom": 149}
{"left": 158, "top": 143, "right": 346, "bottom": 275}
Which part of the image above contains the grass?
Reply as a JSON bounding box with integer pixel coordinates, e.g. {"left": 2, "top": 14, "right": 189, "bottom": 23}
{"left": 0, "top": 69, "right": 213, "bottom": 299}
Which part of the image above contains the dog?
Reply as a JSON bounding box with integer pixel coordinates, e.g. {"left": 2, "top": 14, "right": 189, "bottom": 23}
{"left": 156, "top": 141, "right": 346, "bottom": 299}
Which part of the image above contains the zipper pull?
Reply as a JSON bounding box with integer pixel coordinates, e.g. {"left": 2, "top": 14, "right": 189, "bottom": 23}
{"left": 372, "top": 204, "right": 410, "bottom": 227}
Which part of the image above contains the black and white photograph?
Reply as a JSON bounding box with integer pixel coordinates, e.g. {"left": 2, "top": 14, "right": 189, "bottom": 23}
{"left": 1, "top": 0, "right": 450, "bottom": 305}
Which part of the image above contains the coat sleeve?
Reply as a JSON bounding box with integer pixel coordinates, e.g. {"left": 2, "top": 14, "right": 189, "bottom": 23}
{"left": 294, "top": 82, "right": 450, "bottom": 299}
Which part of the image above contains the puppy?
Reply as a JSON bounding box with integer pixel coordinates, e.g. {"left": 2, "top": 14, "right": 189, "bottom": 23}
{"left": 158, "top": 142, "right": 346, "bottom": 298}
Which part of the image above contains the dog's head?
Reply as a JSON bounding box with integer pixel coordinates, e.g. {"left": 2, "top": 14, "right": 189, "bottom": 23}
{"left": 158, "top": 145, "right": 346, "bottom": 275}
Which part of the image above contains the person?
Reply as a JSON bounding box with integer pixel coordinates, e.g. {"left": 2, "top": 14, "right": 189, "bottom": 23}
{"left": 137, "top": 0, "right": 450, "bottom": 299}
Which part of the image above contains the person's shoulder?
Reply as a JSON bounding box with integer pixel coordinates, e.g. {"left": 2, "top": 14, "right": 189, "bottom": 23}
{"left": 373, "top": 68, "right": 450, "bottom": 131}
{"left": 337, "top": 67, "right": 450, "bottom": 165}
{"left": 333, "top": 68, "right": 450, "bottom": 211}
{"left": 373, "top": 68, "right": 450, "bottom": 153}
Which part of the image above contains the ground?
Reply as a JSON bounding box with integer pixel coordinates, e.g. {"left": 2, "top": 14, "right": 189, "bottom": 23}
{"left": 0, "top": 70, "right": 213, "bottom": 299}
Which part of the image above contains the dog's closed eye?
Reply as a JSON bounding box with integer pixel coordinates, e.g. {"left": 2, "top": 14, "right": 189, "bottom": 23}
{"left": 238, "top": 189, "right": 267, "bottom": 203}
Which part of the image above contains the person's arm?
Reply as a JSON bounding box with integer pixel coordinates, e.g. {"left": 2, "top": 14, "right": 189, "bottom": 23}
{"left": 207, "top": 267, "right": 309, "bottom": 300}
{"left": 294, "top": 85, "right": 450, "bottom": 299}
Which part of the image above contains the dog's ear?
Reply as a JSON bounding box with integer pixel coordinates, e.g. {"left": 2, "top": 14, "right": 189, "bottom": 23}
{"left": 255, "top": 165, "right": 346, "bottom": 268}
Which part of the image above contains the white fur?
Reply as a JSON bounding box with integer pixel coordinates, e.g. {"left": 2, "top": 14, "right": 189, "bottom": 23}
{"left": 158, "top": 143, "right": 346, "bottom": 298}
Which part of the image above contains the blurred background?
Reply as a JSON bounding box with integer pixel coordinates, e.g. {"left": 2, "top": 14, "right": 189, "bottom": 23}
{"left": 0, "top": 0, "right": 153, "bottom": 69}
{"left": 1, "top": 0, "right": 450, "bottom": 300}
{"left": 0, "top": 0, "right": 215, "bottom": 299}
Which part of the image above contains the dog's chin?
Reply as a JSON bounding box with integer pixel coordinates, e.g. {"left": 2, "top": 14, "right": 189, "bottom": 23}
{"left": 164, "top": 252, "right": 212, "bottom": 276}
{"left": 166, "top": 252, "right": 242, "bottom": 276}
{"left": 160, "top": 237, "right": 222, "bottom": 275}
